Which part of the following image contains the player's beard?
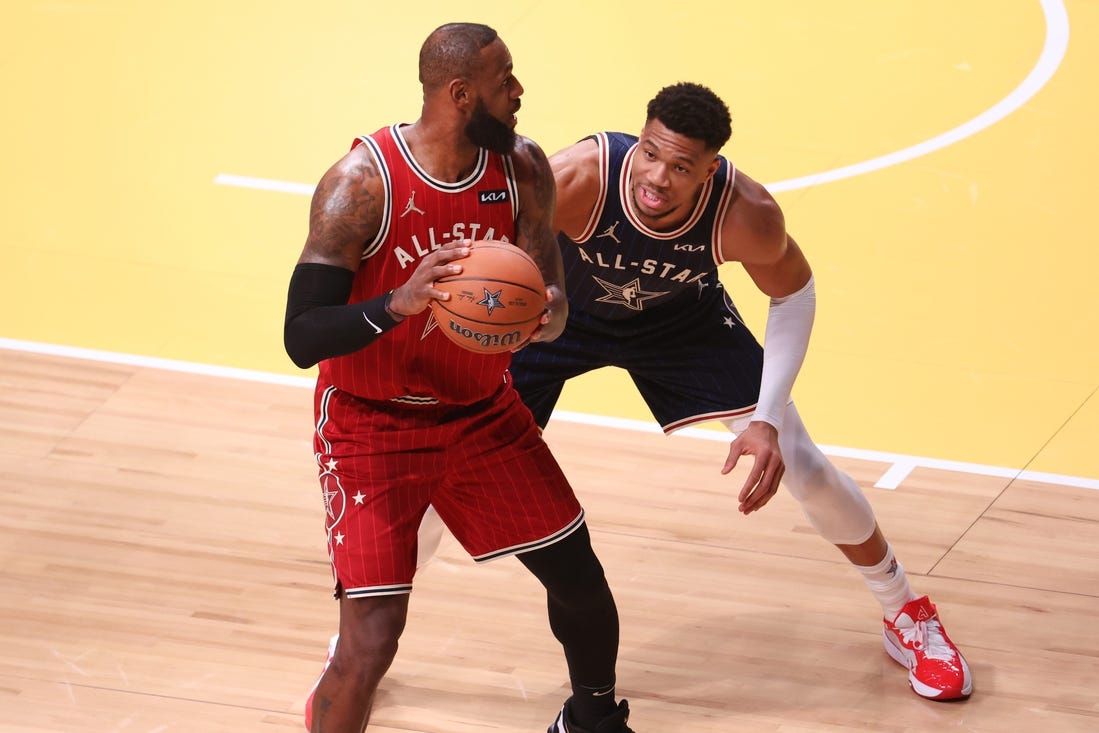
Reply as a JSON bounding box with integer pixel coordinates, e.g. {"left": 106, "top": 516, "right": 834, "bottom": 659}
{"left": 465, "top": 100, "right": 518, "bottom": 154}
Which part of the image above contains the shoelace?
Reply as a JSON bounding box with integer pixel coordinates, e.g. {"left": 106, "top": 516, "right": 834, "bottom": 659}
{"left": 899, "top": 618, "right": 956, "bottom": 661}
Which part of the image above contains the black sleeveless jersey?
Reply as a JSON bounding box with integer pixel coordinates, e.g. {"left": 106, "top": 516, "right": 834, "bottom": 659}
{"left": 558, "top": 131, "right": 736, "bottom": 328}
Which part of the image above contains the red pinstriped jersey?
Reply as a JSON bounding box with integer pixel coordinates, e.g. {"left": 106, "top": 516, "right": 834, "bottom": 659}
{"left": 319, "top": 124, "right": 521, "bottom": 405}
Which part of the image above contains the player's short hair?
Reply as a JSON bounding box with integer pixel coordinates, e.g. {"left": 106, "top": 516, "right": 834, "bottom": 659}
{"left": 646, "top": 82, "right": 732, "bottom": 151}
{"left": 419, "top": 23, "right": 499, "bottom": 89}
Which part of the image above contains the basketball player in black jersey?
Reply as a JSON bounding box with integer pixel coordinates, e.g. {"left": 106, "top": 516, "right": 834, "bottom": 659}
{"left": 509, "top": 82, "right": 973, "bottom": 702}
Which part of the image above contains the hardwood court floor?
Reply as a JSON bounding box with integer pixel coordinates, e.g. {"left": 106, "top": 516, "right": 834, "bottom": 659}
{"left": 2, "top": 349, "right": 1096, "bottom": 732}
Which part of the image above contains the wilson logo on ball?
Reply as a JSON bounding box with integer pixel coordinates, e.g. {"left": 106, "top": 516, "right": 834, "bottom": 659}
{"left": 444, "top": 318, "right": 525, "bottom": 351}
{"left": 429, "top": 240, "right": 546, "bottom": 355}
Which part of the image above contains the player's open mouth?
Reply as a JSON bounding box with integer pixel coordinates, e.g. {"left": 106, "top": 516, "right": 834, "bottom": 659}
{"left": 637, "top": 186, "right": 665, "bottom": 208}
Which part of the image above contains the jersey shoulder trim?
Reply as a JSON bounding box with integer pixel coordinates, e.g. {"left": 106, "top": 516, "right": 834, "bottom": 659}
{"left": 712, "top": 160, "right": 736, "bottom": 265}
{"left": 572, "top": 132, "right": 611, "bottom": 243}
{"left": 353, "top": 133, "right": 393, "bottom": 261}
{"left": 390, "top": 123, "right": 488, "bottom": 193}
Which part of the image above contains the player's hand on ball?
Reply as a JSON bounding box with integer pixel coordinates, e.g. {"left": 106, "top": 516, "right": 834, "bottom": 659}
{"left": 388, "top": 240, "right": 472, "bottom": 317}
{"left": 430, "top": 240, "right": 547, "bottom": 354}
{"left": 527, "top": 285, "right": 566, "bottom": 345}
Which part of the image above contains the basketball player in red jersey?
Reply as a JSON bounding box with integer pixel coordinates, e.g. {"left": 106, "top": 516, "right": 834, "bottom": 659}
{"left": 511, "top": 82, "right": 972, "bottom": 701}
{"left": 283, "top": 23, "right": 632, "bottom": 733}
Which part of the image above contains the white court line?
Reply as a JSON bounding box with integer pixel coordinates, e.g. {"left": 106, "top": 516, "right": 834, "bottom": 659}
{"left": 767, "top": 0, "right": 1069, "bottom": 192}
{"left": 552, "top": 409, "right": 1098, "bottom": 491}
{"left": 2, "top": 337, "right": 1097, "bottom": 492}
{"left": 212, "top": 173, "right": 315, "bottom": 197}
{"left": 870, "top": 462, "right": 917, "bottom": 491}
{"left": 0, "top": 337, "right": 315, "bottom": 389}
{"left": 214, "top": 1, "right": 1069, "bottom": 197}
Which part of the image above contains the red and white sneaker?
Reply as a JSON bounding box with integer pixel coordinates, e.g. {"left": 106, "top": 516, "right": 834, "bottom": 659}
{"left": 883, "top": 596, "right": 972, "bottom": 700}
{"left": 303, "top": 634, "right": 338, "bottom": 731}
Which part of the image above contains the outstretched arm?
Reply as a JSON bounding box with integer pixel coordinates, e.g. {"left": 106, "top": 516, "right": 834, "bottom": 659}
{"left": 718, "top": 172, "right": 815, "bottom": 514}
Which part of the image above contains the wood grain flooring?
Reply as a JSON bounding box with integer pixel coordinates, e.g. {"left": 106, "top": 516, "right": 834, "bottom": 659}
{"left": 1, "top": 349, "right": 1096, "bottom": 732}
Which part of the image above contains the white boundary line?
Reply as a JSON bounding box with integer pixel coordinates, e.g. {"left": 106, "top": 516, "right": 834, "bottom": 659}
{"left": 213, "top": 1, "right": 1069, "bottom": 197}
{"left": 2, "top": 337, "right": 1096, "bottom": 492}
{"left": 0, "top": 337, "right": 315, "bottom": 389}
{"left": 767, "top": 0, "right": 1069, "bottom": 192}
{"left": 551, "top": 409, "right": 1098, "bottom": 491}
{"left": 212, "top": 173, "right": 315, "bottom": 197}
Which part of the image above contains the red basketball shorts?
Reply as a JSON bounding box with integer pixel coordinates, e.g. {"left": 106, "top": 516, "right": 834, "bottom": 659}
{"left": 312, "top": 377, "right": 584, "bottom": 599}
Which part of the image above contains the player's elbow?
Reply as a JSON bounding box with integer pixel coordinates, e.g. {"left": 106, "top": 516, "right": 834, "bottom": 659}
{"left": 283, "top": 319, "right": 319, "bottom": 369}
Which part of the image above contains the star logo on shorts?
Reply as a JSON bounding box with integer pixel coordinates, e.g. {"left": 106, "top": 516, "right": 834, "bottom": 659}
{"left": 317, "top": 453, "right": 346, "bottom": 530}
{"left": 478, "top": 288, "right": 505, "bottom": 315}
{"left": 321, "top": 474, "right": 347, "bottom": 530}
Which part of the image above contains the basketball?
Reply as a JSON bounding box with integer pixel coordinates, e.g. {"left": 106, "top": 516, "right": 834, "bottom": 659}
{"left": 430, "top": 241, "right": 546, "bottom": 354}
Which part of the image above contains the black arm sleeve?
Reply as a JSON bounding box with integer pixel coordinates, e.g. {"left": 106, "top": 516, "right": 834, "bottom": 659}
{"left": 283, "top": 263, "right": 404, "bottom": 369}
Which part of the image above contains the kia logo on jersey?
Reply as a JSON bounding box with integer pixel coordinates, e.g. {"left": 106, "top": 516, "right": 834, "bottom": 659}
{"left": 478, "top": 189, "right": 509, "bottom": 204}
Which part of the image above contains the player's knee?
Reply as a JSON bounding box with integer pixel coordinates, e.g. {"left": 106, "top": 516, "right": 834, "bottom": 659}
{"left": 775, "top": 435, "right": 877, "bottom": 543}
{"left": 781, "top": 448, "right": 838, "bottom": 501}
{"left": 336, "top": 596, "right": 408, "bottom": 677}
{"left": 791, "top": 469, "right": 876, "bottom": 545}
{"left": 519, "top": 526, "right": 611, "bottom": 605}
{"left": 776, "top": 410, "right": 852, "bottom": 502}
{"left": 563, "top": 552, "right": 610, "bottom": 598}
{"left": 337, "top": 627, "right": 401, "bottom": 680}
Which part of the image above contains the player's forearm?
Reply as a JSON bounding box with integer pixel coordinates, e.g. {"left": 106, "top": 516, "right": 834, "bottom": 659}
{"left": 283, "top": 263, "right": 404, "bottom": 369}
{"left": 752, "top": 275, "right": 816, "bottom": 430}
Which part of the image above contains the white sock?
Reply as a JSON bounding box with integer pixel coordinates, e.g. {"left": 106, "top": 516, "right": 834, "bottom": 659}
{"left": 855, "top": 544, "right": 919, "bottom": 620}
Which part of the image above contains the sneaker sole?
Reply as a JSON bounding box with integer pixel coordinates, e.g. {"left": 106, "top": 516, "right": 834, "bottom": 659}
{"left": 547, "top": 707, "right": 566, "bottom": 733}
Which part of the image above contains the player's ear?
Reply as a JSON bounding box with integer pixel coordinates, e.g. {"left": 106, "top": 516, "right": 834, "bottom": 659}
{"left": 704, "top": 156, "right": 721, "bottom": 181}
{"left": 449, "top": 78, "right": 471, "bottom": 109}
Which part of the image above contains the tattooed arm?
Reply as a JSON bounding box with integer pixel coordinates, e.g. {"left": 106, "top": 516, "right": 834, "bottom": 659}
{"left": 296, "top": 143, "right": 385, "bottom": 270}
{"left": 510, "top": 134, "right": 568, "bottom": 343}
{"left": 283, "top": 144, "right": 469, "bottom": 368}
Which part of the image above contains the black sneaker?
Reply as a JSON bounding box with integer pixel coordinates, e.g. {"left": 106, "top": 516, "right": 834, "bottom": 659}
{"left": 547, "top": 698, "right": 633, "bottom": 733}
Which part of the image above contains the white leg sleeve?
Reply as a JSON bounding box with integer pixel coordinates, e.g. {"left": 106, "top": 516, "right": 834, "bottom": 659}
{"left": 416, "top": 504, "right": 447, "bottom": 568}
{"left": 726, "top": 403, "right": 877, "bottom": 545}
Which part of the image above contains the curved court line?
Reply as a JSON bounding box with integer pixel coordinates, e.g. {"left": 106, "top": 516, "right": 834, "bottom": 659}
{"left": 767, "top": 0, "right": 1069, "bottom": 192}
{"left": 2, "top": 336, "right": 1097, "bottom": 491}
{"left": 214, "top": 1, "right": 1068, "bottom": 197}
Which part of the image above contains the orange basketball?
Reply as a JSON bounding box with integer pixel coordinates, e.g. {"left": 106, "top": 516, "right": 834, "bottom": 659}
{"left": 429, "top": 241, "right": 546, "bottom": 354}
